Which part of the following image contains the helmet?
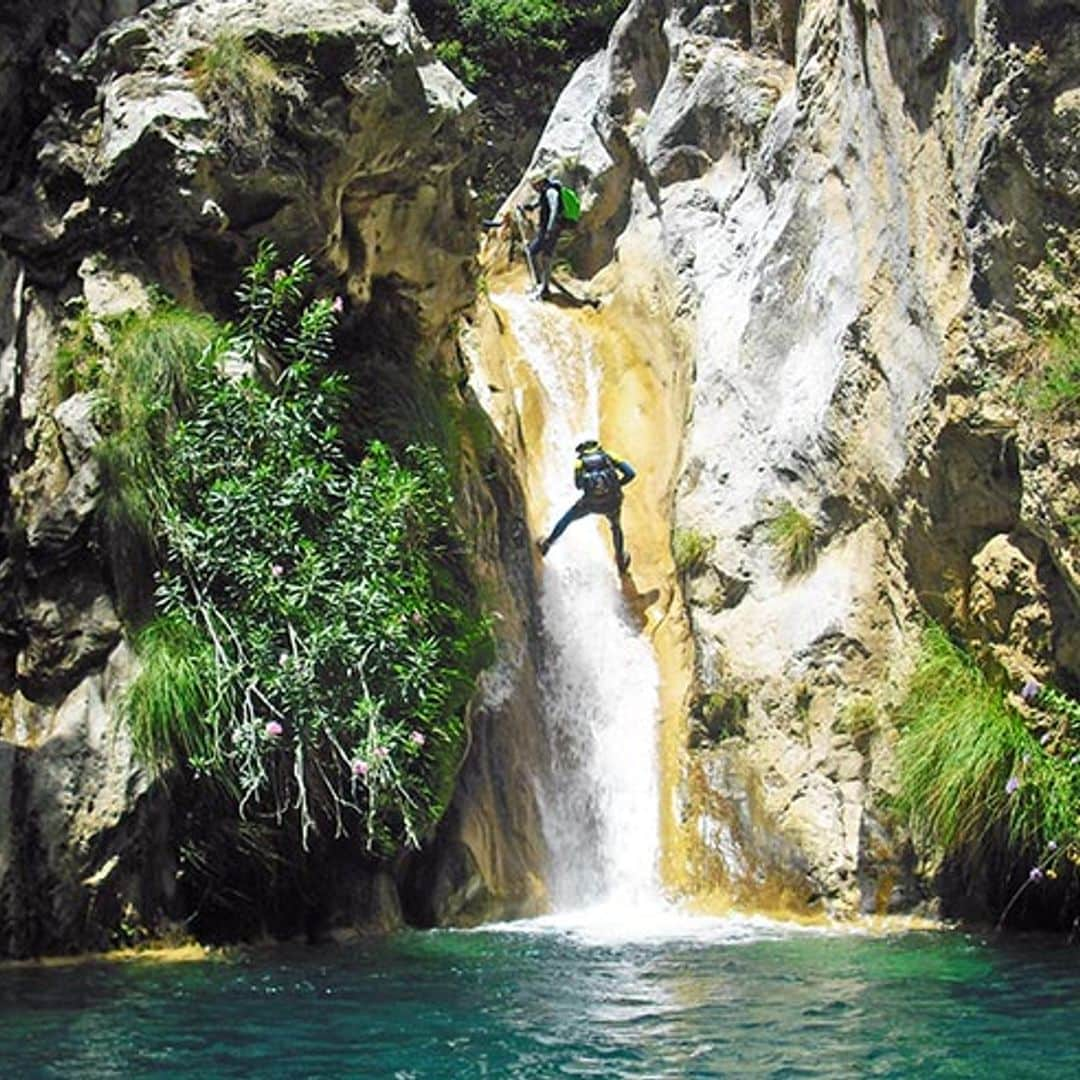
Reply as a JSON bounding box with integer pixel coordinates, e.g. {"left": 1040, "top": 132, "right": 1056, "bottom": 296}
{"left": 575, "top": 438, "right": 600, "bottom": 455}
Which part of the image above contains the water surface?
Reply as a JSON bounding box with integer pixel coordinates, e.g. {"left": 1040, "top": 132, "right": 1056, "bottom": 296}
{"left": 2, "top": 913, "right": 1078, "bottom": 1078}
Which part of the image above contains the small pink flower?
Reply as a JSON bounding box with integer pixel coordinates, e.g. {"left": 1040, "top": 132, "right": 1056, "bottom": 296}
{"left": 411, "top": 611, "right": 424, "bottom": 626}
{"left": 274, "top": 269, "right": 286, "bottom": 282}
{"left": 409, "top": 730, "right": 425, "bottom": 747}
{"left": 1048, "top": 840, "right": 1059, "bottom": 851}
{"left": 352, "top": 759, "right": 369, "bottom": 777}
{"left": 278, "top": 652, "right": 289, "bottom": 668}
{"left": 1029, "top": 866, "right": 1045, "bottom": 883}
{"left": 332, "top": 296, "right": 344, "bottom": 314}
{"left": 373, "top": 746, "right": 389, "bottom": 762}
{"left": 271, "top": 564, "right": 285, "bottom": 578}
{"left": 1005, "top": 776, "right": 1020, "bottom": 796}
{"left": 264, "top": 721, "right": 283, "bottom": 738}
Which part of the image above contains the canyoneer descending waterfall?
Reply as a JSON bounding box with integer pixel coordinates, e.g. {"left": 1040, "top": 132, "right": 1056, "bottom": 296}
{"left": 537, "top": 439, "right": 636, "bottom": 573}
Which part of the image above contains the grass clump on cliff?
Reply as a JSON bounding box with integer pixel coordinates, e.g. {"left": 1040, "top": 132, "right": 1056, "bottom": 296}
{"left": 100, "top": 242, "right": 490, "bottom": 854}
{"left": 96, "top": 307, "right": 218, "bottom": 548}
{"left": 767, "top": 501, "right": 817, "bottom": 577}
{"left": 1016, "top": 227, "right": 1080, "bottom": 415}
{"left": 896, "top": 625, "right": 1080, "bottom": 898}
{"left": 672, "top": 526, "right": 714, "bottom": 576}
{"left": 188, "top": 32, "right": 294, "bottom": 163}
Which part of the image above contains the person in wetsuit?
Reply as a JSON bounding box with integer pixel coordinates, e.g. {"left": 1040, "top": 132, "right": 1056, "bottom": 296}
{"left": 537, "top": 439, "right": 636, "bottom": 573}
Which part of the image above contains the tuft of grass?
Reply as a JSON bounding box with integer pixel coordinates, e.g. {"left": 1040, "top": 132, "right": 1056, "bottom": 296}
{"left": 767, "top": 501, "right": 817, "bottom": 576}
{"left": 55, "top": 305, "right": 113, "bottom": 397}
{"left": 124, "top": 611, "right": 228, "bottom": 777}
{"left": 689, "top": 689, "right": 748, "bottom": 747}
{"left": 895, "top": 624, "right": 1078, "bottom": 858}
{"left": 672, "top": 527, "right": 713, "bottom": 576}
{"left": 1024, "top": 320, "right": 1080, "bottom": 414}
{"left": 95, "top": 306, "right": 218, "bottom": 550}
{"left": 1016, "top": 227, "right": 1080, "bottom": 415}
{"left": 188, "top": 32, "right": 292, "bottom": 162}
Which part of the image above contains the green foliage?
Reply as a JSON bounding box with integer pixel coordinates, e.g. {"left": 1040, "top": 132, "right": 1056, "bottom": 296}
{"left": 188, "top": 32, "right": 292, "bottom": 161}
{"left": 415, "top": 1, "right": 623, "bottom": 85}
{"left": 767, "top": 501, "right": 817, "bottom": 577}
{"left": 107, "top": 243, "right": 488, "bottom": 854}
{"left": 672, "top": 527, "right": 713, "bottom": 576}
{"left": 95, "top": 306, "right": 219, "bottom": 553}
{"left": 55, "top": 305, "right": 113, "bottom": 396}
{"left": 689, "top": 689, "right": 747, "bottom": 747}
{"left": 1016, "top": 228, "right": 1080, "bottom": 415}
{"left": 1025, "top": 323, "right": 1080, "bottom": 413}
{"left": 896, "top": 626, "right": 1080, "bottom": 863}
{"left": 434, "top": 40, "right": 486, "bottom": 85}
{"left": 838, "top": 697, "right": 878, "bottom": 742}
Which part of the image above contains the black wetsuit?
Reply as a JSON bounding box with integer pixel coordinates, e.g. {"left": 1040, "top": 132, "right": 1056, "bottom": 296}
{"left": 542, "top": 449, "right": 636, "bottom": 568}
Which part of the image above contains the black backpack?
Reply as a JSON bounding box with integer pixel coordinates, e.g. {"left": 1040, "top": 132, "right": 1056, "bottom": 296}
{"left": 579, "top": 449, "right": 620, "bottom": 498}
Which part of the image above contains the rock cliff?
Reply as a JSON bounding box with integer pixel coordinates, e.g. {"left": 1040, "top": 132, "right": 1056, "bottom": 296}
{"left": 500, "top": 0, "right": 1079, "bottom": 917}
{"left": 0, "top": 0, "right": 545, "bottom": 954}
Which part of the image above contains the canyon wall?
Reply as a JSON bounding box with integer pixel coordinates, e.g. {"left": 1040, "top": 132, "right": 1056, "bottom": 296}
{"left": 509, "top": 0, "right": 1079, "bottom": 916}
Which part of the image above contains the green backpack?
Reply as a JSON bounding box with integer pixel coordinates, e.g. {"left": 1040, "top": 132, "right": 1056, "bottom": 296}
{"left": 558, "top": 184, "right": 582, "bottom": 225}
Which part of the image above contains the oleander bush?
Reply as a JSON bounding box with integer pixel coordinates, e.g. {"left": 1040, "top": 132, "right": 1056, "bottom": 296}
{"left": 96, "top": 243, "right": 489, "bottom": 854}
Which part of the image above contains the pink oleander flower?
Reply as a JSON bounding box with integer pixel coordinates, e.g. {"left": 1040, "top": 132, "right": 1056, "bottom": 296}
{"left": 271, "top": 563, "right": 285, "bottom": 578}
{"left": 264, "top": 720, "right": 283, "bottom": 738}
{"left": 409, "top": 730, "right": 425, "bottom": 747}
{"left": 332, "top": 295, "right": 344, "bottom": 314}
{"left": 352, "top": 759, "right": 369, "bottom": 777}
{"left": 1005, "top": 776, "right": 1021, "bottom": 796}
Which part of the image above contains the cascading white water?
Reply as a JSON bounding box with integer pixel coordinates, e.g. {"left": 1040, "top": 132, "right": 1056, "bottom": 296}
{"left": 495, "top": 294, "right": 664, "bottom": 912}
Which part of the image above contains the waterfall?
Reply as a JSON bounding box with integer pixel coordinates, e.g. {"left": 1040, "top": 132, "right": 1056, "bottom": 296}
{"left": 494, "top": 294, "right": 664, "bottom": 912}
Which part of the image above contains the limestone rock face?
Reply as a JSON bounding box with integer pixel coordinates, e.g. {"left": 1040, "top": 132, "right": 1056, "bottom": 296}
{"left": 2, "top": 0, "right": 477, "bottom": 329}
{"left": 0, "top": 0, "right": 544, "bottom": 953}
{"left": 518, "top": 0, "right": 1080, "bottom": 915}
{"left": 0, "top": 644, "right": 174, "bottom": 956}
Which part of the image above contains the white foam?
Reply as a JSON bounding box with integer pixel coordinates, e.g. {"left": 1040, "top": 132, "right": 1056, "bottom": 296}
{"left": 477, "top": 903, "right": 836, "bottom": 947}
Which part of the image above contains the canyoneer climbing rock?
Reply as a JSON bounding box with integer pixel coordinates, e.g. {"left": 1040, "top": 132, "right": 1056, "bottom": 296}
{"left": 537, "top": 439, "right": 636, "bottom": 572}
{"left": 522, "top": 173, "right": 578, "bottom": 300}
